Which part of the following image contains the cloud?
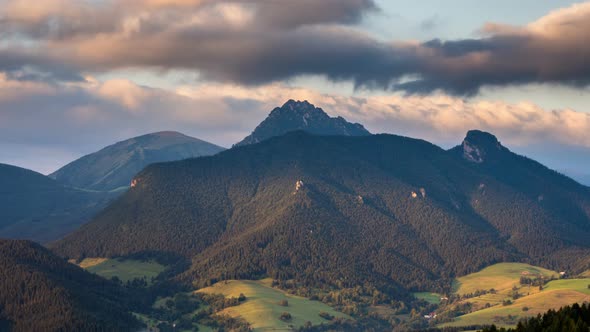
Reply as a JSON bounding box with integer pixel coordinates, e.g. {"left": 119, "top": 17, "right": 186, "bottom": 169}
{"left": 1, "top": 1, "right": 590, "bottom": 95}
{"left": 1, "top": 73, "right": 590, "bottom": 174}
{"left": 419, "top": 14, "right": 442, "bottom": 31}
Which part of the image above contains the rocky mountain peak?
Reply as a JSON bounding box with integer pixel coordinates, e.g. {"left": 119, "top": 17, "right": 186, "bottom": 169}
{"left": 234, "top": 100, "right": 370, "bottom": 147}
{"left": 268, "top": 100, "right": 329, "bottom": 120}
{"left": 460, "top": 130, "right": 506, "bottom": 163}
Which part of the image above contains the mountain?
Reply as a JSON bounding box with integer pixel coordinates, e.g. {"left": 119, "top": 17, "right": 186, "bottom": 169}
{"left": 50, "top": 131, "right": 225, "bottom": 191}
{"left": 449, "top": 130, "right": 590, "bottom": 261}
{"left": 0, "top": 163, "right": 116, "bottom": 243}
{"left": 234, "top": 99, "right": 370, "bottom": 146}
{"left": 0, "top": 239, "right": 140, "bottom": 331}
{"left": 52, "top": 130, "right": 590, "bottom": 295}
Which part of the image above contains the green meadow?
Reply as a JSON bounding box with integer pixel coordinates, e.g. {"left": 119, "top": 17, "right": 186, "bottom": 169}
{"left": 414, "top": 292, "right": 443, "bottom": 305}
{"left": 197, "top": 279, "right": 351, "bottom": 331}
{"left": 441, "top": 263, "right": 589, "bottom": 328}
{"left": 83, "top": 258, "right": 166, "bottom": 283}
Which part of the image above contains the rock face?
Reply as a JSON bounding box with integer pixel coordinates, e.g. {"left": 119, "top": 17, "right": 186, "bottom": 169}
{"left": 234, "top": 100, "right": 370, "bottom": 147}
{"left": 458, "top": 130, "right": 508, "bottom": 163}
{"left": 50, "top": 131, "right": 225, "bottom": 191}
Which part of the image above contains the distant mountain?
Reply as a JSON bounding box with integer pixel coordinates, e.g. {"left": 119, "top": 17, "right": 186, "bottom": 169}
{"left": 0, "top": 239, "right": 139, "bottom": 331}
{"left": 0, "top": 163, "right": 116, "bottom": 243}
{"left": 234, "top": 100, "right": 370, "bottom": 146}
{"left": 53, "top": 130, "right": 590, "bottom": 294}
{"left": 50, "top": 131, "right": 225, "bottom": 191}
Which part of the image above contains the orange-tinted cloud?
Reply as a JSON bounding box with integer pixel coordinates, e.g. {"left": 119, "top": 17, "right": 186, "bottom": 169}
{"left": 2, "top": 1, "right": 590, "bottom": 95}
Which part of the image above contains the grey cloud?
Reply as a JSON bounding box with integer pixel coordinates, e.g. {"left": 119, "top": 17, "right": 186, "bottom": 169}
{"left": 0, "top": 49, "right": 84, "bottom": 83}
{"left": 254, "top": 0, "right": 379, "bottom": 28}
{"left": 2, "top": 1, "right": 590, "bottom": 95}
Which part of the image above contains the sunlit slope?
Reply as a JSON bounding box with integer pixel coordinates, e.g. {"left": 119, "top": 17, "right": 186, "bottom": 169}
{"left": 197, "top": 279, "right": 350, "bottom": 331}
{"left": 442, "top": 263, "right": 589, "bottom": 328}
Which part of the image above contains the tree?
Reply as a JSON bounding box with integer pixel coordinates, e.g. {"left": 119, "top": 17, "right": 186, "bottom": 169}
{"left": 279, "top": 312, "right": 292, "bottom": 321}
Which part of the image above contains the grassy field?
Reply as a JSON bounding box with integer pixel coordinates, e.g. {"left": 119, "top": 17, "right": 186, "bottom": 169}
{"left": 85, "top": 258, "right": 166, "bottom": 283}
{"left": 442, "top": 287, "right": 590, "bottom": 328}
{"left": 71, "top": 257, "right": 108, "bottom": 268}
{"left": 451, "top": 263, "right": 558, "bottom": 311}
{"left": 197, "top": 279, "right": 351, "bottom": 331}
{"left": 414, "top": 292, "right": 442, "bottom": 304}
{"left": 544, "top": 278, "right": 590, "bottom": 295}
{"left": 454, "top": 263, "right": 557, "bottom": 296}
{"left": 440, "top": 263, "right": 589, "bottom": 328}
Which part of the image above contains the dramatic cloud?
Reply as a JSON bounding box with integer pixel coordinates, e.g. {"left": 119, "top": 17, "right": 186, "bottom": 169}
{"left": 1, "top": 0, "right": 589, "bottom": 95}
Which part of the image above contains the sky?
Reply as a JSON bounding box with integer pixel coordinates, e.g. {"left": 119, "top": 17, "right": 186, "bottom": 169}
{"left": 0, "top": 0, "right": 589, "bottom": 182}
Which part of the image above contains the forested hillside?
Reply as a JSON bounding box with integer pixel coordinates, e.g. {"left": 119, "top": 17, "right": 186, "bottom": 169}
{"left": 52, "top": 131, "right": 590, "bottom": 297}
{"left": 450, "top": 130, "right": 590, "bottom": 266}
{"left": 0, "top": 239, "right": 140, "bottom": 331}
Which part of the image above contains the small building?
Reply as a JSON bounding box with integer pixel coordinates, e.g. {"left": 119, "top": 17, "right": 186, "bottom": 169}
{"left": 424, "top": 312, "right": 437, "bottom": 319}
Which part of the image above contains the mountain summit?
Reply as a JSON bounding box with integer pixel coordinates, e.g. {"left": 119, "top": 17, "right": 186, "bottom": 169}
{"left": 454, "top": 130, "right": 509, "bottom": 163}
{"left": 50, "top": 131, "right": 225, "bottom": 191}
{"left": 234, "top": 100, "right": 370, "bottom": 146}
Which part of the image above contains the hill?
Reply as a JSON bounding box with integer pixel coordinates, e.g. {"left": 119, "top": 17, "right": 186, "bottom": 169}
{"left": 0, "top": 163, "right": 117, "bottom": 243}
{"left": 234, "top": 100, "right": 370, "bottom": 146}
{"left": 197, "top": 279, "right": 351, "bottom": 331}
{"left": 52, "top": 130, "right": 590, "bottom": 297}
{"left": 454, "top": 263, "right": 558, "bottom": 298}
{"left": 0, "top": 239, "right": 140, "bottom": 331}
{"left": 439, "top": 262, "right": 590, "bottom": 328}
{"left": 50, "top": 131, "right": 225, "bottom": 191}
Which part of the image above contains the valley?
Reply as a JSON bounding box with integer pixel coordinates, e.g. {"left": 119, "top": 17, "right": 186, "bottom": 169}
{"left": 2, "top": 100, "right": 590, "bottom": 331}
{"left": 4, "top": 0, "right": 590, "bottom": 330}
{"left": 71, "top": 256, "right": 590, "bottom": 331}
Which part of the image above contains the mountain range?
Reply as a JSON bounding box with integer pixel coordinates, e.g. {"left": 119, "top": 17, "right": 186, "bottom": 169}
{"left": 52, "top": 116, "right": 590, "bottom": 294}
{"left": 50, "top": 131, "right": 225, "bottom": 191}
{"left": 3, "top": 99, "right": 590, "bottom": 331}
